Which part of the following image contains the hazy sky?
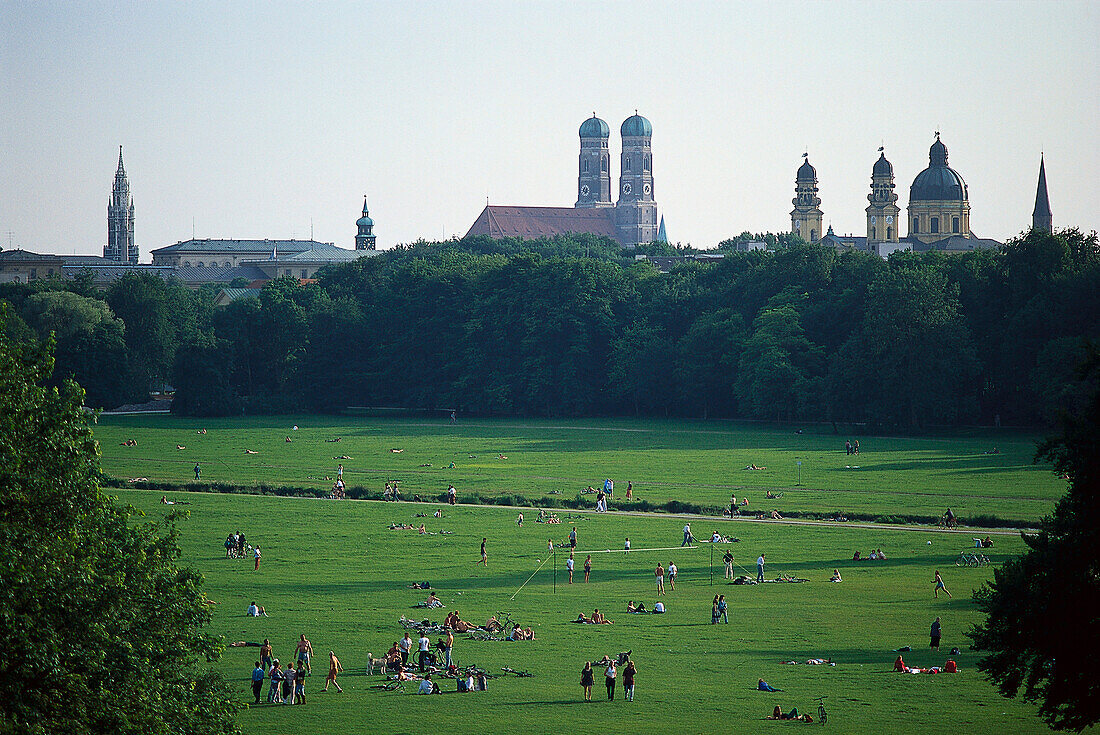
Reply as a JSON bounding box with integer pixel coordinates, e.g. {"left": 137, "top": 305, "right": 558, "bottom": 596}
{"left": 2, "top": 1, "right": 1096, "bottom": 256}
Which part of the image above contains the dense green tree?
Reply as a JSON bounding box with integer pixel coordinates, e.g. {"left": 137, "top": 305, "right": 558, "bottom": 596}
{"left": 0, "top": 305, "right": 237, "bottom": 734}
{"left": 735, "top": 301, "right": 823, "bottom": 421}
{"left": 968, "top": 346, "right": 1099, "bottom": 731}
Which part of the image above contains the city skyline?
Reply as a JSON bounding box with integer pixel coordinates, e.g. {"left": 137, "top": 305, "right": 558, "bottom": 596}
{"left": 1, "top": 1, "right": 1096, "bottom": 256}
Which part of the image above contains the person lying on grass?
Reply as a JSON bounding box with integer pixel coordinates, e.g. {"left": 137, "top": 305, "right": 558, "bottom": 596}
{"left": 627, "top": 601, "right": 648, "bottom": 613}
{"left": 508, "top": 624, "right": 536, "bottom": 640}
{"left": 758, "top": 679, "right": 780, "bottom": 692}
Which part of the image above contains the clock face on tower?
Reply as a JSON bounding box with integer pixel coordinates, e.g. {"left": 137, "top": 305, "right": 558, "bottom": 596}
{"left": 580, "top": 184, "right": 590, "bottom": 196}
{"left": 886, "top": 215, "right": 893, "bottom": 224}
{"left": 871, "top": 216, "right": 877, "bottom": 224}
{"left": 622, "top": 183, "right": 632, "bottom": 195}
{"left": 643, "top": 183, "right": 651, "bottom": 195}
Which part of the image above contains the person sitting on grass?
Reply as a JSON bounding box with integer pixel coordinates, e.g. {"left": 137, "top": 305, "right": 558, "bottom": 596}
{"left": 758, "top": 678, "right": 779, "bottom": 692}
{"left": 247, "top": 602, "right": 268, "bottom": 617}
{"left": 591, "top": 609, "right": 613, "bottom": 625}
{"left": 485, "top": 615, "right": 504, "bottom": 633}
{"left": 877, "top": 548, "right": 887, "bottom": 560}
{"left": 425, "top": 592, "right": 442, "bottom": 609}
{"left": 652, "top": 601, "right": 665, "bottom": 613}
{"left": 853, "top": 551, "right": 861, "bottom": 561}
{"left": 831, "top": 569, "right": 842, "bottom": 582}
{"left": 770, "top": 510, "right": 783, "bottom": 520}
{"left": 418, "top": 674, "right": 439, "bottom": 694}
{"left": 894, "top": 655, "right": 907, "bottom": 672}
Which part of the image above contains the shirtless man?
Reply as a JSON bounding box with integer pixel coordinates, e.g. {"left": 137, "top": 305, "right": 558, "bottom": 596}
{"left": 655, "top": 562, "right": 665, "bottom": 595}
{"left": 295, "top": 634, "right": 314, "bottom": 674}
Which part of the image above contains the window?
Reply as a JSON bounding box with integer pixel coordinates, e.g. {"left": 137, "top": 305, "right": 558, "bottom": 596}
{"left": 643, "top": 155, "right": 650, "bottom": 171}
{"left": 197, "top": 262, "right": 204, "bottom": 267}
{"left": 285, "top": 269, "right": 292, "bottom": 277}
{"left": 184, "top": 261, "right": 192, "bottom": 267}
{"left": 887, "top": 226, "right": 893, "bottom": 240}
{"left": 301, "top": 269, "right": 308, "bottom": 278}
{"left": 871, "top": 227, "right": 877, "bottom": 240}
{"left": 810, "top": 229, "right": 816, "bottom": 242}
{"left": 624, "top": 157, "right": 631, "bottom": 171}
{"left": 225, "top": 261, "right": 231, "bottom": 267}
{"left": 601, "top": 156, "right": 608, "bottom": 172}
{"left": 952, "top": 217, "right": 960, "bottom": 233}
{"left": 912, "top": 218, "right": 919, "bottom": 233}
{"left": 29, "top": 268, "right": 37, "bottom": 280}
{"left": 583, "top": 159, "right": 589, "bottom": 173}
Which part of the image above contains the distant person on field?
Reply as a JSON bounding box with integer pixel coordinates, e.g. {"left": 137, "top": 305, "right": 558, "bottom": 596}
{"left": 723, "top": 550, "right": 734, "bottom": 579}
{"left": 194, "top": 463, "right": 201, "bottom": 480}
{"left": 930, "top": 617, "right": 942, "bottom": 650}
{"left": 580, "top": 661, "right": 594, "bottom": 701}
{"left": 295, "top": 634, "right": 314, "bottom": 674}
{"left": 251, "top": 661, "right": 265, "bottom": 704}
{"left": 668, "top": 561, "right": 677, "bottom": 590}
{"left": 623, "top": 659, "right": 637, "bottom": 701}
{"left": 933, "top": 570, "right": 952, "bottom": 598}
{"left": 757, "top": 553, "right": 765, "bottom": 583}
{"left": 567, "top": 553, "right": 574, "bottom": 583}
{"left": 478, "top": 537, "right": 487, "bottom": 566}
{"left": 584, "top": 555, "right": 592, "bottom": 583}
{"left": 717, "top": 594, "right": 727, "bottom": 623}
{"left": 569, "top": 526, "right": 577, "bottom": 549}
{"left": 682, "top": 523, "right": 693, "bottom": 547}
{"left": 322, "top": 651, "right": 343, "bottom": 692}
{"left": 254, "top": 545, "right": 261, "bottom": 570}
{"left": 655, "top": 562, "right": 665, "bottom": 595}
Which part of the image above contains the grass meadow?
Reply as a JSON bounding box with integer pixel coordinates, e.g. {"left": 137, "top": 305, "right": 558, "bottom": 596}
{"left": 95, "top": 415, "right": 1063, "bottom": 524}
{"left": 94, "top": 417, "right": 1063, "bottom": 733}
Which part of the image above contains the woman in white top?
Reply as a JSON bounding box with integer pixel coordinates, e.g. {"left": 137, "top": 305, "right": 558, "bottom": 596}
{"left": 604, "top": 661, "right": 617, "bottom": 700}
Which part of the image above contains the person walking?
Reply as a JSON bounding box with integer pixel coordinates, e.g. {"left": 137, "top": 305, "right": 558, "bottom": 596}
{"left": 655, "top": 562, "right": 665, "bottom": 595}
{"left": 194, "top": 463, "right": 201, "bottom": 481}
{"left": 933, "top": 570, "right": 952, "bottom": 598}
{"left": 723, "top": 550, "right": 734, "bottom": 580}
{"left": 584, "top": 555, "right": 592, "bottom": 583}
{"left": 682, "top": 523, "right": 694, "bottom": 547}
{"left": 717, "top": 594, "right": 728, "bottom": 623}
{"left": 253, "top": 544, "right": 261, "bottom": 571}
{"left": 569, "top": 526, "right": 577, "bottom": 550}
{"left": 283, "top": 663, "right": 297, "bottom": 705}
{"left": 626, "top": 481, "right": 633, "bottom": 499}
{"left": 580, "top": 661, "right": 594, "bottom": 701}
{"left": 323, "top": 651, "right": 343, "bottom": 692}
{"left": 757, "top": 553, "right": 766, "bottom": 583}
{"left": 711, "top": 595, "right": 720, "bottom": 624}
{"left": 623, "top": 660, "right": 636, "bottom": 701}
{"left": 567, "top": 553, "right": 574, "bottom": 583}
{"left": 295, "top": 634, "right": 314, "bottom": 674}
{"left": 478, "top": 537, "right": 487, "bottom": 566}
{"left": 259, "top": 639, "right": 273, "bottom": 671}
{"left": 624, "top": 537, "right": 631, "bottom": 552}
{"left": 605, "top": 660, "right": 617, "bottom": 700}
{"left": 930, "top": 617, "right": 942, "bottom": 650}
{"left": 668, "top": 561, "right": 678, "bottom": 591}
{"left": 418, "top": 632, "right": 431, "bottom": 671}
{"left": 251, "top": 661, "right": 266, "bottom": 704}
{"left": 448, "top": 484, "right": 457, "bottom": 505}
{"left": 845, "top": 440, "right": 852, "bottom": 456}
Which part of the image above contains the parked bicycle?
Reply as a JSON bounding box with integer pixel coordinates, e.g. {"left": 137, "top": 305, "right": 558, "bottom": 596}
{"left": 814, "top": 695, "right": 828, "bottom": 724}
{"left": 955, "top": 551, "right": 990, "bottom": 567}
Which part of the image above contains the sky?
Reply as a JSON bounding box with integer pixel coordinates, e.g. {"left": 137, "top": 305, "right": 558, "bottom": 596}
{"left": 1, "top": 1, "right": 1097, "bottom": 256}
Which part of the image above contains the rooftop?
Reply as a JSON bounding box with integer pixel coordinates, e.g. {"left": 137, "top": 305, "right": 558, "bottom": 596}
{"left": 465, "top": 205, "right": 622, "bottom": 243}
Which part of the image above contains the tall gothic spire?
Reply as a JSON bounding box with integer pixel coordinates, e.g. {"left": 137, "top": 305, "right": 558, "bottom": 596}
{"left": 106, "top": 146, "right": 137, "bottom": 263}
{"left": 117, "top": 145, "right": 125, "bottom": 175}
{"left": 1032, "top": 155, "right": 1052, "bottom": 232}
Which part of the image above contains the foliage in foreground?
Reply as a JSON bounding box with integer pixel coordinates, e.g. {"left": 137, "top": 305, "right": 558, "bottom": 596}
{"left": 969, "top": 345, "right": 1100, "bottom": 731}
{"left": 0, "top": 311, "right": 237, "bottom": 735}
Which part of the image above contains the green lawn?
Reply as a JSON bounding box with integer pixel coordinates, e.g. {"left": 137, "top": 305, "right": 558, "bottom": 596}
{"left": 112, "top": 488, "right": 1048, "bottom": 734}
{"left": 95, "top": 415, "right": 1063, "bottom": 524}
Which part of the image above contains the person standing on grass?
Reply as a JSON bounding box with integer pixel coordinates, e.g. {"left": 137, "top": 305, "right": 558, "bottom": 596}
{"left": 570, "top": 526, "right": 577, "bottom": 550}
{"left": 253, "top": 544, "right": 261, "bottom": 570}
{"left": 626, "top": 481, "right": 633, "bottom": 500}
{"left": 933, "top": 570, "right": 952, "bottom": 598}
{"left": 448, "top": 484, "right": 457, "bottom": 505}
{"left": 625, "top": 537, "right": 631, "bottom": 552}
{"left": 668, "top": 561, "right": 678, "bottom": 590}
{"left": 294, "top": 663, "right": 306, "bottom": 704}
{"left": 930, "top": 617, "right": 942, "bottom": 650}
{"left": 194, "top": 463, "right": 201, "bottom": 481}
{"left": 478, "top": 537, "right": 487, "bottom": 566}
{"left": 717, "top": 595, "right": 728, "bottom": 623}
{"left": 605, "top": 660, "right": 617, "bottom": 700}
{"left": 444, "top": 630, "right": 454, "bottom": 668}
{"left": 712, "top": 595, "right": 720, "bottom": 624}
{"left": 682, "top": 523, "right": 694, "bottom": 547}
{"left": 623, "top": 659, "right": 636, "bottom": 701}
{"left": 723, "top": 550, "right": 734, "bottom": 579}
{"left": 251, "top": 661, "right": 265, "bottom": 704}
{"left": 283, "top": 662, "right": 297, "bottom": 705}
{"left": 399, "top": 632, "right": 412, "bottom": 666}
{"left": 584, "top": 555, "right": 592, "bottom": 583}
{"left": 418, "top": 632, "right": 431, "bottom": 671}
{"left": 295, "top": 634, "right": 314, "bottom": 674}
{"left": 259, "top": 639, "right": 273, "bottom": 671}
{"left": 655, "top": 562, "right": 665, "bottom": 595}
{"left": 323, "top": 651, "right": 343, "bottom": 692}
{"left": 567, "top": 553, "right": 575, "bottom": 583}
{"left": 268, "top": 660, "right": 284, "bottom": 703}
{"left": 757, "top": 553, "right": 766, "bottom": 583}
{"left": 580, "top": 662, "right": 594, "bottom": 701}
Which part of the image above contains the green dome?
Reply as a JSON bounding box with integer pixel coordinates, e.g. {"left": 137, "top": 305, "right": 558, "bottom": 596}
{"left": 357, "top": 198, "right": 374, "bottom": 228}
{"left": 620, "top": 113, "right": 652, "bottom": 137}
{"left": 579, "top": 115, "right": 610, "bottom": 138}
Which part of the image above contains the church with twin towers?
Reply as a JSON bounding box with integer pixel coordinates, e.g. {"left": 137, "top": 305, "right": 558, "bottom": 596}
{"left": 465, "top": 112, "right": 663, "bottom": 247}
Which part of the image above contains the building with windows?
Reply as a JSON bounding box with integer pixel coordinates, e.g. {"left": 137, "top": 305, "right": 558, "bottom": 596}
{"left": 800, "top": 134, "right": 1018, "bottom": 257}
{"left": 466, "top": 113, "right": 660, "bottom": 248}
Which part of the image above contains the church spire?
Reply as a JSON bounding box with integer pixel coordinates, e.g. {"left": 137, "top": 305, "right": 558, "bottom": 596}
{"left": 117, "top": 145, "right": 125, "bottom": 175}
{"left": 1032, "top": 155, "right": 1052, "bottom": 232}
{"left": 106, "top": 146, "right": 137, "bottom": 263}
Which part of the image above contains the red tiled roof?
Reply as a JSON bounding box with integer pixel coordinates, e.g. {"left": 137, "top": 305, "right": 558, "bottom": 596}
{"left": 465, "top": 206, "right": 622, "bottom": 243}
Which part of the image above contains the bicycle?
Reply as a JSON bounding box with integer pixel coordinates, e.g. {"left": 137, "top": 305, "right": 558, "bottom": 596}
{"left": 814, "top": 695, "right": 828, "bottom": 724}
{"left": 955, "top": 551, "right": 991, "bottom": 567}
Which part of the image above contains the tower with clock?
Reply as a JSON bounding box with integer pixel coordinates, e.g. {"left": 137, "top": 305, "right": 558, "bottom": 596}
{"left": 866, "top": 147, "right": 900, "bottom": 248}
{"left": 576, "top": 114, "right": 612, "bottom": 208}
{"left": 790, "top": 153, "right": 823, "bottom": 243}
{"left": 615, "top": 112, "right": 658, "bottom": 245}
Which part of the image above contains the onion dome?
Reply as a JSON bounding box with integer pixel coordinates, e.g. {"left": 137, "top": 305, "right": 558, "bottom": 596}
{"left": 579, "top": 114, "right": 610, "bottom": 138}
{"left": 620, "top": 112, "right": 653, "bottom": 137}
{"left": 910, "top": 134, "right": 967, "bottom": 201}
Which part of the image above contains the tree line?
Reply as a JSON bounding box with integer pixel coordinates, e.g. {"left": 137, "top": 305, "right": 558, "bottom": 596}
{"left": 1, "top": 227, "right": 1096, "bottom": 427}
